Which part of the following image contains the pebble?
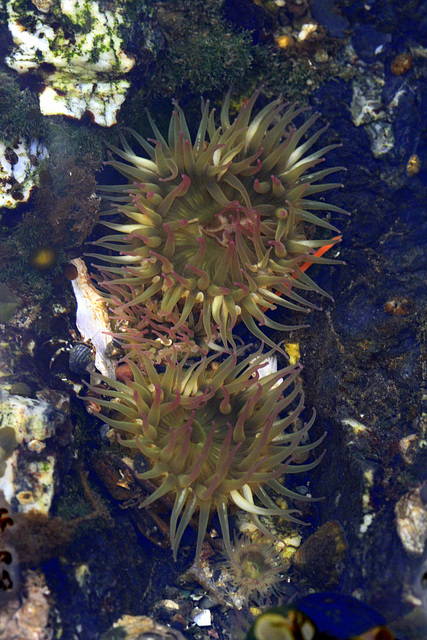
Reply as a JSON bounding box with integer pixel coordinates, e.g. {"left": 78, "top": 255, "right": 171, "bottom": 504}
{"left": 192, "top": 608, "right": 212, "bottom": 627}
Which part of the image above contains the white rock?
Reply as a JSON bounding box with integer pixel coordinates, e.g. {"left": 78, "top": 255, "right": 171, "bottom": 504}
{"left": 193, "top": 609, "right": 212, "bottom": 627}
{"left": 0, "top": 388, "right": 67, "bottom": 513}
{"left": 39, "top": 79, "right": 131, "bottom": 128}
{"left": 0, "top": 139, "right": 48, "bottom": 208}
{"left": 351, "top": 75, "right": 385, "bottom": 127}
{"left": 0, "top": 389, "right": 57, "bottom": 446}
{"left": 351, "top": 72, "right": 397, "bottom": 157}
{"left": 297, "top": 23, "right": 317, "bottom": 42}
{"left": 5, "top": 0, "right": 135, "bottom": 127}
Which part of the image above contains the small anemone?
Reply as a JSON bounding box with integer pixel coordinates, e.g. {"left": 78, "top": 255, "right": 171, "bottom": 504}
{"left": 86, "top": 347, "right": 325, "bottom": 562}
{"left": 223, "top": 533, "right": 288, "bottom": 604}
{"left": 89, "top": 89, "right": 346, "bottom": 350}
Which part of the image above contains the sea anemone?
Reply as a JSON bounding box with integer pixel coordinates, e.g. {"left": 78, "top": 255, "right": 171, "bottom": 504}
{"left": 223, "top": 533, "right": 288, "bottom": 603}
{"left": 87, "top": 347, "right": 324, "bottom": 562}
{"left": 99, "top": 271, "right": 215, "bottom": 364}
{"left": 90, "top": 88, "right": 346, "bottom": 351}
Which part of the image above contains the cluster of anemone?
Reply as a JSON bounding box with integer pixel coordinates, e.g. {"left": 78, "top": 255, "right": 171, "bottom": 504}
{"left": 88, "top": 90, "right": 343, "bottom": 565}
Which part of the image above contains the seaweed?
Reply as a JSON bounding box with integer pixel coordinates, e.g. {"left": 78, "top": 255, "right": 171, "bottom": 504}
{"left": 0, "top": 71, "right": 46, "bottom": 145}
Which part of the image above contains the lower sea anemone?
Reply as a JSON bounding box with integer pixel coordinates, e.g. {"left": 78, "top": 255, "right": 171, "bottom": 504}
{"left": 87, "top": 348, "right": 324, "bottom": 562}
{"left": 91, "top": 88, "right": 346, "bottom": 351}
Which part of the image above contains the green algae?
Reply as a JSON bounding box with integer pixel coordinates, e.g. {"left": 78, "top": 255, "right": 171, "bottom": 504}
{"left": 0, "top": 71, "right": 46, "bottom": 145}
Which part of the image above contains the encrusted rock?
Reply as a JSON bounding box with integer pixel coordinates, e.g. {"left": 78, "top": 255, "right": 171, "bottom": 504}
{"left": 395, "top": 483, "right": 427, "bottom": 555}
{"left": 108, "top": 615, "right": 187, "bottom": 640}
{"left": 32, "top": 0, "right": 55, "bottom": 13}
{"left": 0, "top": 139, "right": 48, "bottom": 208}
{"left": 0, "top": 387, "right": 69, "bottom": 514}
{"left": 5, "top": 0, "right": 135, "bottom": 127}
{"left": 0, "top": 570, "right": 52, "bottom": 639}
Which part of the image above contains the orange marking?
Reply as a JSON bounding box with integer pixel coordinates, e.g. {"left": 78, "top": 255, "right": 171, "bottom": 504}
{"left": 261, "top": 235, "right": 342, "bottom": 312}
{"left": 299, "top": 234, "right": 342, "bottom": 273}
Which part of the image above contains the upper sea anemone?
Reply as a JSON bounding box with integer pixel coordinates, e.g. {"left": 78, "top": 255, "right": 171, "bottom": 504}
{"left": 87, "top": 347, "right": 324, "bottom": 563}
{"left": 91, "top": 88, "right": 345, "bottom": 352}
{"left": 100, "top": 272, "right": 214, "bottom": 364}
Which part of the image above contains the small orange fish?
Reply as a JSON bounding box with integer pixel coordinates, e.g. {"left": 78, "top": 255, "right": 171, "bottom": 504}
{"left": 299, "top": 234, "right": 342, "bottom": 273}
{"left": 262, "top": 235, "right": 342, "bottom": 312}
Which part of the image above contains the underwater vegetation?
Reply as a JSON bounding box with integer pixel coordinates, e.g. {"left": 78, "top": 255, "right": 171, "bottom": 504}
{"left": 151, "top": 0, "right": 255, "bottom": 96}
{"left": 92, "top": 88, "right": 345, "bottom": 352}
{"left": 87, "top": 89, "right": 343, "bottom": 565}
{"left": 159, "top": 20, "right": 254, "bottom": 96}
{"left": 33, "top": 154, "right": 100, "bottom": 249}
{"left": 0, "top": 70, "right": 46, "bottom": 145}
{"left": 0, "top": 152, "right": 102, "bottom": 304}
{"left": 0, "top": 284, "right": 22, "bottom": 324}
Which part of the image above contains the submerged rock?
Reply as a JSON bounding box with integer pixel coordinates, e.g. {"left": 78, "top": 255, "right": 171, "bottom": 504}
{"left": 0, "top": 283, "right": 22, "bottom": 322}
{"left": 105, "top": 614, "right": 187, "bottom": 640}
{"left": 0, "top": 570, "right": 52, "bottom": 638}
{"left": 5, "top": 0, "right": 135, "bottom": 127}
{"left": 0, "top": 139, "right": 48, "bottom": 208}
{"left": 0, "top": 386, "right": 70, "bottom": 514}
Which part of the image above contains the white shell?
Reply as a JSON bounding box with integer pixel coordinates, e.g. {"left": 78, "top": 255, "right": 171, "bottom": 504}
{"left": 193, "top": 609, "right": 212, "bottom": 627}
{"left": 70, "top": 258, "right": 116, "bottom": 379}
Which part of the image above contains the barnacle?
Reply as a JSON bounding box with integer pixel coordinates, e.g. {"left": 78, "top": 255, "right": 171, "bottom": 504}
{"left": 87, "top": 348, "right": 324, "bottom": 562}
{"left": 90, "top": 89, "right": 346, "bottom": 351}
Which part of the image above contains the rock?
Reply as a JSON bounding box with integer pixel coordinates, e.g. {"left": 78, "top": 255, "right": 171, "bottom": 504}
{"left": 0, "top": 386, "right": 69, "bottom": 514}
{"left": 0, "top": 139, "right": 48, "bottom": 209}
{"left": 5, "top": 0, "right": 135, "bottom": 127}
{"left": 0, "top": 570, "right": 52, "bottom": 639}
{"left": 107, "top": 614, "right": 187, "bottom": 639}
{"left": 395, "top": 484, "right": 427, "bottom": 556}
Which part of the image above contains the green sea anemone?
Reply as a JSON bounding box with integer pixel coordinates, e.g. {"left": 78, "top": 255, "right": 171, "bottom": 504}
{"left": 223, "top": 533, "right": 288, "bottom": 603}
{"left": 91, "top": 89, "right": 346, "bottom": 351}
{"left": 87, "top": 348, "right": 324, "bottom": 562}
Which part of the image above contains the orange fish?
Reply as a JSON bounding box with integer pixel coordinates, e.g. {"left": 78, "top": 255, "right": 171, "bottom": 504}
{"left": 299, "top": 234, "right": 342, "bottom": 273}
{"left": 262, "top": 235, "right": 342, "bottom": 312}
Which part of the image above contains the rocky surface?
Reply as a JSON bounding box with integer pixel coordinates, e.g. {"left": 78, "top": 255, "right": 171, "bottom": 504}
{"left": 0, "top": 0, "right": 426, "bottom": 638}
{"left": 5, "top": 0, "right": 135, "bottom": 126}
{"left": 0, "top": 138, "right": 48, "bottom": 209}
{"left": 301, "top": 61, "right": 427, "bottom": 640}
